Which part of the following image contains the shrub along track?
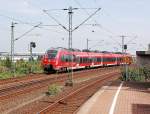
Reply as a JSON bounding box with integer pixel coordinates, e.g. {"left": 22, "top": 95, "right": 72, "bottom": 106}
{"left": 0, "top": 66, "right": 119, "bottom": 101}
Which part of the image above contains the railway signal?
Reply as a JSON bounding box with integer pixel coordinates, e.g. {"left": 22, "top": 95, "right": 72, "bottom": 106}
{"left": 30, "top": 42, "right": 36, "bottom": 61}
{"left": 124, "top": 44, "right": 128, "bottom": 81}
{"left": 124, "top": 44, "right": 127, "bottom": 50}
{"left": 29, "top": 42, "right": 36, "bottom": 73}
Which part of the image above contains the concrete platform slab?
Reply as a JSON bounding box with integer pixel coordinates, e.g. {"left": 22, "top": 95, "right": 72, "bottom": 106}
{"left": 76, "top": 81, "right": 150, "bottom": 114}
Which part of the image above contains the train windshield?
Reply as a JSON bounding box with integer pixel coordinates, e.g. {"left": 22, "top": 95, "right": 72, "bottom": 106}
{"left": 46, "top": 50, "right": 58, "bottom": 59}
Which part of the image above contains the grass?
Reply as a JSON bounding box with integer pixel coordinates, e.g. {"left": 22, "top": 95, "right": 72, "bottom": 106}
{"left": 0, "top": 58, "right": 43, "bottom": 80}
{"left": 0, "top": 72, "right": 12, "bottom": 79}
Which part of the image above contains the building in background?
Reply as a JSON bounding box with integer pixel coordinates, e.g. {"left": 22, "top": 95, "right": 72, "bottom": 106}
{"left": 136, "top": 44, "right": 150, "bottom": 67}
{"left": 0, "top": 52, "right": 44, "bottom": 61}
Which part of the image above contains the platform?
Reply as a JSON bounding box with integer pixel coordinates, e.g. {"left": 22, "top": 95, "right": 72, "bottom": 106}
{"left": 76, "top": 81, "right": 150, "bottom": 114}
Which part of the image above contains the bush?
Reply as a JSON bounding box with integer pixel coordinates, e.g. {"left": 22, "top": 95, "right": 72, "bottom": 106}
{"left": 141, "top": 66, "right": 150, "bottom": 81}
{"left": 29, "top": 61, "right": 43, "bottom": 73}
{"left": 47, "top": 84, "right": 62, "bottom": 96}
{"left": 15, "top": 60, "right": 43, "bottom": 74}
{"left": 0, "top": 66, "right": 9, "bottom": 73}
{"left": 3, "top": 57, "right": 12, "bottom": 69}
{"left": 15, "top": 60, "right": 31, "bottom": 74}
{"left": 121, "top": 66, "right": 150, "bottom": 82}
{"left": 0, "top": 59, "right": 43, "bottom": 79}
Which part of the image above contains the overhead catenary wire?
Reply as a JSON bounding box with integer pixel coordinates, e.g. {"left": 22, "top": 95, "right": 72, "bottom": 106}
{"left": 0, "top": 14, "right": 38, "bottom": 26}
{"left": 15, "top": 23, "right": 42, "bottom": 41}
{"left": 0, "top": 0, "right": 69, "bottom": 36}
{"left": 126, "top": 36, "right": 138, "bottom": 44}
{"left": 93, "top": 0, "right": 121, "bottom": 24}
{"left": 43, "top": 10, "right": 68, "bottom": 31}
{"left": 0, "top": 13, "right": 55, "bottom": 32}
{"left": 45, "top": 8, "right": 98, "bottom": 11}
{"left": 43, "top": 7, "right": 101, "bottom": 32}
{"left": 23, "top": 0, "right": 71, "bottom": 36}
{"left": 93, "top": 0, "right": 138, "bottom": 45}
{"left": 73, "top": 0, "right": 123, "bottom": 49}
{"left": 23, "top": 0, "right": 101, "bottom": 36}
{"left": 109, "top": 36, "right": 122, "bottom": 47}
{"left": 23, "top": 0, "right": 69, "bottom": 32}
{"left": 73, "top": 0, "right": 124, "bottom": 49}
{"left": 73, "top": 0, "right": 117, "bottom": 36}
{"left": 0, "top": 12, "right": 67, "bottom": 36}
{"left": 73, "top": 0, "right": 139, "bottom": 52}
{"left": 73, "top": 8, "right": 101, "bottom": 31}
{"left": 22, "top": 0, "right": 78, "bottom": 38}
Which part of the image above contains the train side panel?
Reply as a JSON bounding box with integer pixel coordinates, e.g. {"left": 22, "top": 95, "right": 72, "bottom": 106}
{"left": 41, "top": 48, "right": 133, "bottom": 73}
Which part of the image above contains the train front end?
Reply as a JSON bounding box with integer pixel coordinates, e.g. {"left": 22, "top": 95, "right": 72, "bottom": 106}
{"left": 41, "top": 49, "right": 58, "bottom": 73}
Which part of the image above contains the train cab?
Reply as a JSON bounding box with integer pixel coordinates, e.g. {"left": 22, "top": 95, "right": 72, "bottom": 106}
{"left": 41, "top": 48, "right": 58, "bottom": 72}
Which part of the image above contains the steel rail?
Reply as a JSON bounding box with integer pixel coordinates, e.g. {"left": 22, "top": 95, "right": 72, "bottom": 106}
{"left": 0, "top": 67, "right": 119, "bottom": 100}
{"left": 38, "top": 71, "right": 120, "bottom": 114}
{"left": 0, "top": 66, "right": 119, "bottom": 85}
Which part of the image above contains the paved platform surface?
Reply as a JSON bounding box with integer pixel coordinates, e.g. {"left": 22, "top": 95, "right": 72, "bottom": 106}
{"left": 76, "top": 81, "right": 150, "bottom": 114}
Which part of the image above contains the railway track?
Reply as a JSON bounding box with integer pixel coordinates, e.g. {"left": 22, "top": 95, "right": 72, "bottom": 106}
{"left": 0, "top": 67, "right": 119, "bottom": 100}
{"left": 0, "top": 74, "right": 45, "bottom": 85}
{"left": 38, "top": 71, "right": 120, "bottom": 114}
{"left": 0, "top": 66, "right": 119, "bottom": 86}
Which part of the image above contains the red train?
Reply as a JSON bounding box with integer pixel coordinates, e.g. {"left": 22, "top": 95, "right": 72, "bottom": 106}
{"left": 41, "top": 47, "right": 132, "bottom": 73}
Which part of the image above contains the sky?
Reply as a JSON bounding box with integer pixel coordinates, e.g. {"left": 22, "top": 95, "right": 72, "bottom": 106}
{"left": 0, "top": 0, "right": 150, "bottom": 55}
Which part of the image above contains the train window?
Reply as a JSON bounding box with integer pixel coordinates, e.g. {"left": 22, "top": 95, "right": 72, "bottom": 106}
{"left": 61, "top": 55, "right": 71, "bottom": 62}
{"left": 97, "top": 57, "right": 101, "bottom": 62}
{"left": 82, "top": 58, "right": 85, "bottom": 63}
{"left": 79, "top": 57, "right": 92, "bottom": 63}
{"left": 80, "top": 57, "right": 83, "bottom": 63}
{"left": 61, "top": 54, "right": 76, "bottom": 62}
{"left": 83, "top": 58, "right": 86, "bottom": 63}
{"left": 73, "top": 55, "right": 76, "bottom": 62}
{"left": 118, "top": 57, "right": 121, "bottom": 62}
{"left": 120, "top": 58, "right": 122, "bottom": 62}
{"left": 88, "top": 58, "right": 92, "bottom": 63}
{"left": 76, "top": 56, "right": 80, "bottom": 63}
{"left": 86, "top": 58, "right": 88, "bottom": 63}
{"left": 61, "top": 55, "right": 65, "bottom": 62}
{"left": 113, "top": 58, "right": 116, "bottom": 62}
{"left": 61, "top": 55, "right": 69, "bottom": 62}
{"left": 103, "top": 58, "right": 105, "bottom": 62}
{"left": 92, "top": 58, "right": 97, "bottom": 62}
{"left": 47, "top": 50, "right": 58, "bottom": 59}
{"left": 103, "top": 58, "right": 106, "bottom": 62}
{"left": 85, "top": 57, "right": 89, "bottom": 63}
{"left": 68, "top": 55, "right": 72, "bottom": 62}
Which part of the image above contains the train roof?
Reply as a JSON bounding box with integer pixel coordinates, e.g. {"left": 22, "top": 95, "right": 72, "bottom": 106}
{"left": 46, "top": 47, "right": 131, "bottom": 57}
{"left": 47, "top": 47, "right": 82, "bottom": 52}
